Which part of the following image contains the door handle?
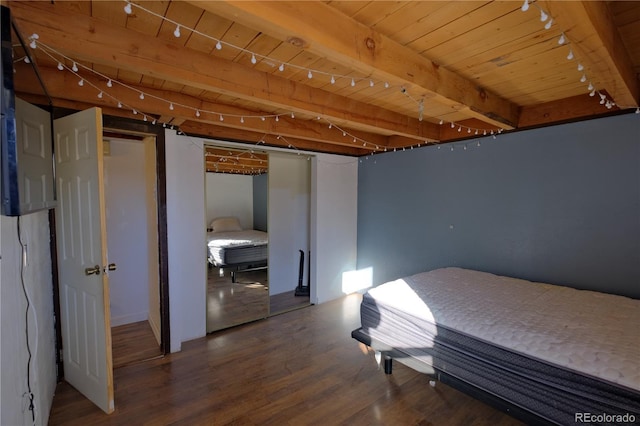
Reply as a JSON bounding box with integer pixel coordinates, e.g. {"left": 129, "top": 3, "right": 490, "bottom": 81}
{"left": 85, "top": 265, "right": 101, "bottom": 276}
{"left": 104, "top": 263, "right": 117, "bottom": 273}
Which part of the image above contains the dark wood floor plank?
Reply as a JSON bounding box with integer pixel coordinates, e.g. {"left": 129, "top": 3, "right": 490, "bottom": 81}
{"left": 111, "top": 320, "right": 163, "bottom": 368}
{"left": 49, "top": 294, "right": 523, "bottom": 426}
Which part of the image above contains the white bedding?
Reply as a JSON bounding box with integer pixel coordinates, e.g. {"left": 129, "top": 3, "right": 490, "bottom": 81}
{"left": 207, "top": 229, "right": 268, "bottom": 249}
{"left": 367, "top": 267, "right": 640, "bottom": 392}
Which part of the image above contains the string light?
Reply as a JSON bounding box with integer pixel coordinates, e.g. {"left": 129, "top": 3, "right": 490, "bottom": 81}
{"left": 558, "top": 33, "right": 566, "bottom": 45}
{"left": 173, "top": 25, "right": 181, "bottom": 38}
{"left": 544, "top": 18, "right": 553, "bottom": 30}
{"left": 25, "top": 13, "right": 637, "bottom": 162}
{"left": 520, "top": 4, "right": 638, "bottom": 113}
{"left": 115, "top": 0, "right": 517, "bottom": 142}
{"left": 539, "top": 10, "right": 548, "bottom": 22}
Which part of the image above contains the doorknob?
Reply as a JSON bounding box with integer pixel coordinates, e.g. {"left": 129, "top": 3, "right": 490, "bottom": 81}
{"left": 85, "top": 265, "right": 101, "bottom": 276}
{"left": 104, "top": 263, "right": 117, "bottom": 273}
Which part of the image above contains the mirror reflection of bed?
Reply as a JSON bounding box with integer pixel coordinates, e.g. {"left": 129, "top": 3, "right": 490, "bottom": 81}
{"left": 204, "top": 145, "right": 311, "bottom": 333}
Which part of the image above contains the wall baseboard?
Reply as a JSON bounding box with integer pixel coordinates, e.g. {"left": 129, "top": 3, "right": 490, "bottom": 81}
{"left": 111, "top": 311, "right": 148, "bottom": 327}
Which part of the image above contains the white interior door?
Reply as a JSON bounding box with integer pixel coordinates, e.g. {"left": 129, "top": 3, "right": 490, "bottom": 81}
{"left": 54, "top": 108, "right": 114, "bottom": 414}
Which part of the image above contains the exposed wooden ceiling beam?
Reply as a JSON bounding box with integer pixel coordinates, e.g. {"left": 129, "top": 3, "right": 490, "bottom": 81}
{"left": 179, "top": 121, "right": 369, "bottom": 156}
{"left": 540, "top": 1, "right": 639, "bottom": 109}
{"left": 17, "top": 92, "right": 369, "bottom": 156}
{"left": 518, "top": 92, "right": 620, "bottom": 128}
{"left": 9, "top": 1, "right": 439, "bottom": 143}
{"left": 190, "top": 0, "right": 520, "bottom": 129}
{"left": 14, "top": 62, "right": 389, "bottom": 152}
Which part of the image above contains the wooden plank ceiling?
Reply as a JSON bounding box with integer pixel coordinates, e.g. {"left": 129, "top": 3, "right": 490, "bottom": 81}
{"left": 7, "top": 0, "right": 640, "bottom": 173}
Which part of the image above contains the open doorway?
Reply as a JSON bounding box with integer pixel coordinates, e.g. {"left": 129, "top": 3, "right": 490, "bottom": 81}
{"left": 103, "top": 135, "right": 163, "bottom": 367}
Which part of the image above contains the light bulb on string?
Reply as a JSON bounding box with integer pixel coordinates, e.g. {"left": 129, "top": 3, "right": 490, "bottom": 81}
{"left": 107, "top": 79, "right": 113, "bottom": 88}
{"left": 78, "top": 79, "right": 84, "bottom": 86}
{"left": 384, "top": 82, "right": 390, "bottom": 88}
{"left": 307, "top": 70, "right": 313, "bottom": 79}
{"left": 169, "top": 103, "right": 174, "bottom": 111}
{"left": 251, "top": 53, "right": 257, "bottom": 64}
{"left": 544, "top": 18, "right": 553, "bottom": 30}
{"left": 173, "top": 25, "right": 181, "bottom": 38}
{"left": 278, "top": 63, "right": 284, "bottom": 72}
{"left": 369, "top": 80, "right": 374, "bottom": 87}
{"left": 215, "top": 40, "right": 222, "bottom": 50}
{"left": 580, "top": 74, "right": 587, "bottom": 83}
{"left": 521, "top": 0, "right": 529, "bottom": 12}
{"left": 540, "top": 10, "right": 548, "bottom": 22}
{"left": 330, "top": 75, "right": 336, "bottom": 84}
{"left": 195, "top": 110, "right": 200, "bottom": 117}
{"left": 351, "top": 78, "right": 356, "bottom": 87}
{"left": 587, "top": 82, "right": 594, "bottom": 91}
{"left": 24, "top": 56, "right": 30, "bottom": 64}
{"left": 577, "top": 63, "right": 584, "bottom": 71}
{"left": 219, "top": 114, "right": 224, "bottom": 121}
{"left": 139, "top": 92, "right": 144, "bottom": 100}
{"left": 558, "top": 33, "right": 566, "bottom": 45}
{"left": 124, "top": 2, "right": 132, "bottom": 14}
{"left": 567, "top": 49, "right": 574, "bottom": 60}
{"left": 57, "top": 62, "right": 64, "bottom": 71}
{"left": 97, "top": 91, "right": 103, "bottom": 99}
{"left": 118, "top": 102, "right": 122, "bottom": 108}
{"left": 72, "top": 62, "right": 78, "bottom": 72}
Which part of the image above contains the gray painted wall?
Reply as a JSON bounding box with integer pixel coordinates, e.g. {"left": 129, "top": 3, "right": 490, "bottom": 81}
{"left": 357, "top": 113, "right": 640, "bottom": 299}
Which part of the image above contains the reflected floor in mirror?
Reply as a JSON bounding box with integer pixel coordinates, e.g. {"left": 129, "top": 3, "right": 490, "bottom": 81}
{"left": 207, "top": 266, "right": 311, "bottom": 333}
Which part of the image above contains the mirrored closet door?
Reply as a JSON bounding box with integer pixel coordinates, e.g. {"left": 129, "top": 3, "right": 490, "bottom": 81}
{"left": 204, "top": 145, "right": 269, "bottom": 332}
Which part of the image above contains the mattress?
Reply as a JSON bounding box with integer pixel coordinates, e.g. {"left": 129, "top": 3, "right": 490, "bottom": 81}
{"left": 207, "top": 230, "right": 268, "bottom": 266}
{"left": 359, "top": 267, "right": 640, "bottom": 423}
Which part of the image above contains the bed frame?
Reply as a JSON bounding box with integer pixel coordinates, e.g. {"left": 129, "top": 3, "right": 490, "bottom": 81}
{"left": 351, "top": 268, "right": 640, "bottom": 426}
{"left": 351, "top": 328, "right": 553, "bottom": 426}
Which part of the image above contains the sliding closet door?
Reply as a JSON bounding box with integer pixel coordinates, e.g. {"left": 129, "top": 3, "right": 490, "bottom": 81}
{"left": 268, "top": 152, "right": 311, "bottom": 300}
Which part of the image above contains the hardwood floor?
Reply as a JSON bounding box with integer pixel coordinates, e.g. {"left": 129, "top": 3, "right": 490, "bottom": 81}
{"left": 49, "top": 294, "right": 523, "bottom": 426}
{"left": 207, "top": 266, "right": 311, "bottom": 333}
{"left": 111, "top": 321, "right": 163, "bottom": 368}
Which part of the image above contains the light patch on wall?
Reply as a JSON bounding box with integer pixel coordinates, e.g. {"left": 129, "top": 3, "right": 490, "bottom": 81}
{"left": 103, "top": 139, "right": 111, "bottom": 156}
{"left": 342, "top": 267, "right": 373, "bottom": 294}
